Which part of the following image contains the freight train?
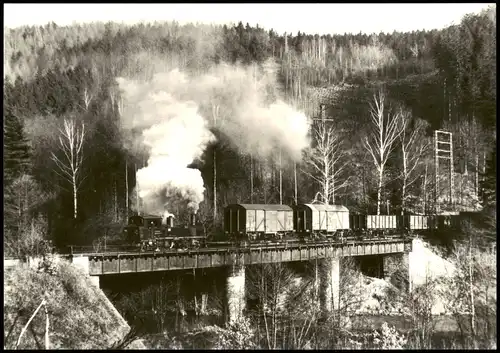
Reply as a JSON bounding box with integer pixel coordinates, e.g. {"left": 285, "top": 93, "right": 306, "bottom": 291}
{"left": 123, "top": 203, "right": 464, "bottom": 251}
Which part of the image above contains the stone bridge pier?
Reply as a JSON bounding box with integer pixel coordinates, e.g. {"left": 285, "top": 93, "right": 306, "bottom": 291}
{"left": 318, "top": 257, "right": 341, "bottom": 313}
{"left": 71, "top": 256, "right": 100, "bottom": 288}
{"left": 225, "top": 265, "right": 246, "bottom": 324}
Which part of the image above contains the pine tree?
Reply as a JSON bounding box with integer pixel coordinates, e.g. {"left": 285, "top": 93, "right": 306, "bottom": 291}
{"left": 4, "top": 107, "right": 31, "bottom": 185}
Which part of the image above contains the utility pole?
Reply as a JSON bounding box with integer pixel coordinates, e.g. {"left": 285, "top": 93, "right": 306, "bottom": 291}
{"left": 279, "top": 148, "right": 283, "bottom": 205}
{"left": 135, "top": 163, "right": 140, "bottom": 215}
{"left": 434, "top": 130, "right": 454, "bottom": 213}
{"left": 125, "top": 159, "right": 128, "bottom": 217}
{"left": 250, "top": 154, "right": 254, "bottom": 203}
{"left": 294, "top": 162, "right": 298, "bottom": 205}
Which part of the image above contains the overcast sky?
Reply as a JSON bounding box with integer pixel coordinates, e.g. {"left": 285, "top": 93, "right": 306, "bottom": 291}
{"left": 4, "top": 3, "right": 493, "bottom": 35}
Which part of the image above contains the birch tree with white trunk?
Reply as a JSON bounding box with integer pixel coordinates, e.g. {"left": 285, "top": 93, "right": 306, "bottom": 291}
{"left": 399, "top": 110, "right": 430, "bottom": 214}
{"left": 82, "top": 87, "right": 93, "bottom": 111}
{"left": 303, "top": 119, "right": 349, "bottom": 205}
{"left": 51, "top": 118, "right": 86, "bottom": 219}
{"left": 363, "top": 91, "right": 402, "bottom": 215}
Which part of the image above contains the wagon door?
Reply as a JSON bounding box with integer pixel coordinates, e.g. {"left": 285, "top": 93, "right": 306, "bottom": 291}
{"left": 327, "top": 211, "right": 337, "bottom": 232}
{"left": 267, "top": 210, "right": 278, "bottom": 233}
{"left": 247, "top": 209, "right": 256, "bottom": 232}
{"left": 276, "top": 210, "right": 286, "bottom": 232}
{"left": 341, "top": 211, "right": 349, "bottom": 230}
{"left": 255, "top": 210, "right": 266, "bottom": 233}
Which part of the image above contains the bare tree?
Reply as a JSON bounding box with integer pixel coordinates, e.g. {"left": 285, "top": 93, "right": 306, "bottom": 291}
{"left": 246, "top": 263, "right": 316, "bottom": 350}
{"left": 440, "top": 225, "right": 497, "bottom": 347}
{"left": 404, "top": 269, "right": 438, "bottom": 349}
{"left": 399, "top": 110, "right": 430, "bottom": 214}
{"left": 51, "top": 118, "right": 86, "bottom": 219}
{"left": 303, "top": 119, "right": 349, "bottom": 204}
{"left": 82, "top": 87, "right": 93, "bottom": 111}
{"left": 363, "top": 91, "right": 402, "bottom": 214}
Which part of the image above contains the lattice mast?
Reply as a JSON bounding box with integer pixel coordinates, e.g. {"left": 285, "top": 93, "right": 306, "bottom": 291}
{"left": 434, "top": 130, "right": 454, "bottom": 213}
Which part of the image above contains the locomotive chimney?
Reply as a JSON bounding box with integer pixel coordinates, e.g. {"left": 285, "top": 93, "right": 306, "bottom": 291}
{"left": 190, "top": 213, "right": 196, "bottom": 226}
{"left": 167, "top": 216, "right": 174, "bottom": 228}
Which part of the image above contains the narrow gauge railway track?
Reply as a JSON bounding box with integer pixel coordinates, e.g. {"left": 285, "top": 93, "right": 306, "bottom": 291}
{"left": 66, "top": 236, "right": 413, "bottom": 256}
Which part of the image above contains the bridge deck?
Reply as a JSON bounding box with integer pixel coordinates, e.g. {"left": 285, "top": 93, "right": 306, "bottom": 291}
{"left": 68, "top": 238, "right": 412, "bottom": 276}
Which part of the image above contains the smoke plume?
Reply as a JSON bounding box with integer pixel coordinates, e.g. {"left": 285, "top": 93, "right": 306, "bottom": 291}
{"left": 118, "top": 61, "right": 309, "bottom": 215}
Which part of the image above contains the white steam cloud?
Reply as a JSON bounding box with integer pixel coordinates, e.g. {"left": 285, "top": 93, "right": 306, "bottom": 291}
{"left": 118, "top": 62, "right": 309, "bottom": 215}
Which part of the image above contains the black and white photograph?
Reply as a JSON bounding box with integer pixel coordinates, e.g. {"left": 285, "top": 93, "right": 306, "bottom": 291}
{"left": 4, "top": 3, "right": 496, "bottom": 349}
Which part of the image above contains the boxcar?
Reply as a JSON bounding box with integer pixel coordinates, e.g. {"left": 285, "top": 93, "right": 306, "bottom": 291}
{"left": 349, "top": 214, "right": 367, "bottom": 230}
{"left": 294, "top": 204, "right": 350, "bottom": 234}
{"left": 224, "top": 204, "right": 294, "bottom": 236}
{"left": 436, "top": 213, "right": 461, "bottom": 230}
{"left": 398, "top": 215, "right": 430, "bottom": 230}
{"left": 366, "top": 215, "right": 397, "bottom": 229}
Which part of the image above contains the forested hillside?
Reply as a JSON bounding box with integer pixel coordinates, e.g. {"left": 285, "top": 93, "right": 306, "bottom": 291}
{"left": 3, "top": 6, "right": 496, "bottom": 254}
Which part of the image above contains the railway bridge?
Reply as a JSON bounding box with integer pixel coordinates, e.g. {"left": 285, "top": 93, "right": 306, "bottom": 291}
{"left": 66, "top": 238, "right": 412, "bottom": 323}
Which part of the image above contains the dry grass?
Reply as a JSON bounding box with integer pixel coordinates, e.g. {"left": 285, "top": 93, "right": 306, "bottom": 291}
{"left": 4, "top": 258, "right": 132, "bottom": 349}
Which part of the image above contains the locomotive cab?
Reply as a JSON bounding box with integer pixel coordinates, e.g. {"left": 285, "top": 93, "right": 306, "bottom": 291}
{"left": 124, "top": 215, "right": 163, "bottom": 245}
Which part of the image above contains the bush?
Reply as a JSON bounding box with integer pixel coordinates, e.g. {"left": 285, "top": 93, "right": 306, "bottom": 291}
{"left": 373, "top": 322, "right": 407, "bottom": 349}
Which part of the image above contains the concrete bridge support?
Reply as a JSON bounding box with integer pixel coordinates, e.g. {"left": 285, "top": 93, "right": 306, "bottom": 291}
{"left": 383, "top": 252, "right": 410, "bottom": 293}
{"left": 318, "top": 257, "right": 340, "bottom": 313}
{"left": 225, "top": 265, "right": 246, "bottom": 324}
{"left": 72, "top": 256, "right": 100, "bottom": 288}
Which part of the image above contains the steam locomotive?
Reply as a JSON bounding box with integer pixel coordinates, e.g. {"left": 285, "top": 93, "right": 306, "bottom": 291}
{"left": 123, "top": 213, "right": 205, "bottom": 251}
{"left": 123, "top": 203, "right": 464, "bottom": 251}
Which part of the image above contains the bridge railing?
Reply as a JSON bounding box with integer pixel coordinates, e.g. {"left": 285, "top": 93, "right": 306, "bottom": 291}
{"left": 67, "top": 244, "right": 141, "bottom": 255}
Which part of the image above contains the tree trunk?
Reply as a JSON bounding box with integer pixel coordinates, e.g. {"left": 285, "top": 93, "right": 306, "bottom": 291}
{"left": 323, "top": 159, "right": 329, "bottom": 204}
{"left": 377, "top": 168, "right": 383, "bottom": 215}
{"left": 135, "top": 163, "right": 140, "bottom": 215}
{"left": 263, "top": 162, "right": 267, "bottom": 204}
{"left": 422, "top": 164, "right": 428, "bottom": 214}
{"left": 279, "top": 149, "right": 283, "bottom": 205}
{"left": 294, "top": 162, "right": 298, "bottom": 205}
{"left": 332, "top": 166, "right": 335, "bottom": 204}
{"left": 402, "top": 149, "right": 407, "bottom": 215}
{"left": 213, "top": 148, "right": 217, "bottom": 220}
{"left": 362, "top": 167, "right": 368, "bottom": 213}
{"left": 125, "top": 159, "right": 129, "bottom": 217}
{"left": 475, "top": 153, "right": 479, "bottom": 205}
{"left": 250, "top": 154, "right": 254, "bottom": 203}
{"left": 72, "top": 175, "right": 77, "bottom": 219}
{"left": 114, "top": 179, "right": 118, "bottom": 222}
{"left": 469, "top": 243, "right": 476, "bottom": 339}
